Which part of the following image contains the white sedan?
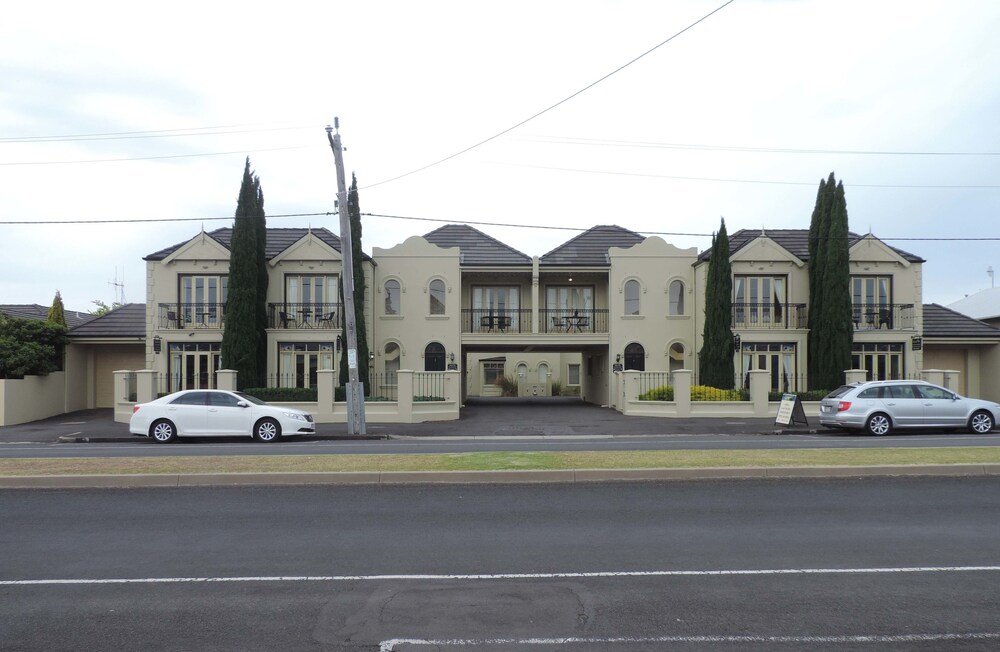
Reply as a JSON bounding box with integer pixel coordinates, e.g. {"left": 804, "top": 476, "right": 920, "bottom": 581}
{"left": 130, "top": 389, "right": 315, "bottom": 443}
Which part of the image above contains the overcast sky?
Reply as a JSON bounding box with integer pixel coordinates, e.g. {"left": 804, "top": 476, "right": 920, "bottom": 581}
{"left": 3, "top": 0, "right": 998, "bottom": 313}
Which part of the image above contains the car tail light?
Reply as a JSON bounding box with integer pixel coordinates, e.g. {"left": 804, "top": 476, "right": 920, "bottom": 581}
{"left": 133, "top": 405, "right": 141, "bottom": 414}
{"left": 837, "top": 401, "right": 852, "bottom": 412}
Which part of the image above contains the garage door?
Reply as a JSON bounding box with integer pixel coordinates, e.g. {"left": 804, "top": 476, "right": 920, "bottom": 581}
{"left": 95, "top": 345, "right": 146, "bottom": 407}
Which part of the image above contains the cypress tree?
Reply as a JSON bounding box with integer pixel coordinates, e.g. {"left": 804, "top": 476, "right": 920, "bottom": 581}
{"left": 807, "top": 172, "right": 852, "bottom": 390}
{"left": 699, "top": 218, "right": 734, "bottom": 389}
{"left": 47, "top": 290, "right": 67, "bottom": 327}
{"left": 339, "top": 174, "right": 370, "bottom": 392}
{"left": 221, "top": 158, "right": 264, "bottom": 390}
{"left": 253, "top": 181, "right": 269, "bottom": 376}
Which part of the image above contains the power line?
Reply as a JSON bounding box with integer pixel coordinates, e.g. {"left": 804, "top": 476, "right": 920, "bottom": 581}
{"left": 518, "top": 135, "right": 1000, "bottom": 157}
{"left": 361, "top": 0, "right": 736, "bottom": 190}
{"left": 4, "top": 209, "right": 1000, "bottom": 242}
{"left": 0, "top": 145, "right": 318, "bottom": 167}
{"left": 0, "top": 122, "right": 320, "bottom": 143}
{"left": 501, "top": 163, "right": 1000, "bottom": 189}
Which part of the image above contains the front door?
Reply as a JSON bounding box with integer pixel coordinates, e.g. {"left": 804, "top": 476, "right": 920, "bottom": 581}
{"left": 168, "top": 343, "right": 221, "bottom": 392}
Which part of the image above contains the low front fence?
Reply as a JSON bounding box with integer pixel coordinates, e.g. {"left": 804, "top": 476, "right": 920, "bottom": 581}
{"left": 118, "top": 369, "right": 459, "bottom": 425}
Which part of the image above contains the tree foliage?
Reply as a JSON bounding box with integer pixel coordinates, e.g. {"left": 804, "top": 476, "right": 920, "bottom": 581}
{"left": 699, "top": 218, "right": 735, "bottom": 389}
{"left": 90, "top": 300, "right": 124, "bottom": 317}
{"left": 339, "top": 174, "right": 371, "bottom": 392}
{"left": 807, "top": 172, "right": 853, "bottom": 390}
{"left": 47, "top": 290, "right": 67, "bottom": 326}
{"left": 221, "top": 158, "right": 267, "bottom": 390}
{"left": 0, "top": 315, "right": 68, "bottom": 378}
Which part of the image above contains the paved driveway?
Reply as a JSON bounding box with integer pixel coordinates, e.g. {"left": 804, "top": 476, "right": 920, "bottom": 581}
{"left": 0, "top": 398, "right": 777, "bottom": 443}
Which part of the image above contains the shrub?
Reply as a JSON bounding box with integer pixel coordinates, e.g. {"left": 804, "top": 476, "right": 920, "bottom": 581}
{"left": 768, "top": 389, "right": 831, "bottom": 401}
{"left": 495, "top": 375, "right": 519, "bottom": 397}
{"left": 690, "top": 385, "right": 749, "bottom": 401}
{"left": 244, "top": 386, "right": 317, "bottom": 402}
{"left": 551, "top": 381, "right": 563, "bottom": 397}
{"left": 639, "top": 385, "right": 674, "bottom": 401}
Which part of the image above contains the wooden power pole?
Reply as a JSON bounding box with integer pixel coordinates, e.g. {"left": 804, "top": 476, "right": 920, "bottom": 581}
{"left": 326, "top": 118, "right": 366, "bottom": 435}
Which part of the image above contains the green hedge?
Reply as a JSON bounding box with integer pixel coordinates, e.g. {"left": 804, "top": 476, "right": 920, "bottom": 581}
{"left": 244, "top": 387, "right": 317, "bottom": 402}
{"left": 690, "top": 385, "right": 749, "bottom": 401}
{"left": 768, "top": 389, "right": 831, "bottom": 401}
{"left": 638, "top": 385, "right": 674, "bottom": 401}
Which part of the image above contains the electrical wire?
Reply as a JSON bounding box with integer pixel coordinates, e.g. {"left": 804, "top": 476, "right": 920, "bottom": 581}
{"left": 0, "top": 123, "right": 320, "bottom": 143}
{"left": 0, "top": 145, "right": 318, "bottom": 166}
{"left": 361, "top": 0, "right": 737, "bottom": 190}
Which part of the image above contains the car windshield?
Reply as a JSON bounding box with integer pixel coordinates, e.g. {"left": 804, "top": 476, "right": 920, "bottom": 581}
{"left": 234, "top": 392, "right": 267, "bottom": 406}
{"left": 824, "top": 385, "right": 856, "bottom": 399}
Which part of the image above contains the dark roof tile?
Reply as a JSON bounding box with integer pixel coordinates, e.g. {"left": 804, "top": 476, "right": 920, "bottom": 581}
{"left": 540, "top": 225, "right": 645, "bottom": 266}
{"left": 697, "top": 229, "right": 924, "bottom": 263}
{"left": 0, "top": 304, "right": 95, "bottom": 328}
{"left": 423, "top": 225, "right": 531, "bottom": 266}
{"left": 144, "top": 227, "right": 371, "bottom": 262}
{"left": 922, "top": 303, "right": 1000, "bottom": 339}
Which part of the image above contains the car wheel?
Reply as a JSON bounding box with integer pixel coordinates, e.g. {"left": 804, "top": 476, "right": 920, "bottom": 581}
{"left": 969, "top": 410, "right": 994, "bottom": 434}
{"left": 254, "top": 418, "right": 281, "bottom": 442}
{"left": 150, "top": 420, "right": 177, "bottom": 443}
{"left": 865, "top": 413, "right": 892, "bottom": 436}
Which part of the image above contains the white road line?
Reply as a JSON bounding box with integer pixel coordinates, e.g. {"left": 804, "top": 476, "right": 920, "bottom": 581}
{"left": 5, "top": 565, "right": 1000, "bottom": 586}
{"left": 380, "top": 633, "right": 1000, "bottom": 650}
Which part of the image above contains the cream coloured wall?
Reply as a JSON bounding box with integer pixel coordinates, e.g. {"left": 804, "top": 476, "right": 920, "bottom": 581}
{"left": 372, "top": 236, "right": 462, "bottom": 376}
{"left": 608, "top": 237, "right": 699, "bottom": 382}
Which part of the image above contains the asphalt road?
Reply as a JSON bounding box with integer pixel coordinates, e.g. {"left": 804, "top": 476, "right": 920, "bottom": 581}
{"left": 3, "top": 400, "right": 999, "bottom": 459}
{"left": 4, "top": 478, "right": 1000, "bottom": 650}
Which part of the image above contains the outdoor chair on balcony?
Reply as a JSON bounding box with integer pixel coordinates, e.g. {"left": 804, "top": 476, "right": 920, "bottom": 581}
{"left": 317, "top": 311, "right": 336, "bottom": 328}
{"left": 278, "top": 311, "right": 292, "bottom": 329}
{"left": 167, "top": 310, "right": 178, "bottom": 328}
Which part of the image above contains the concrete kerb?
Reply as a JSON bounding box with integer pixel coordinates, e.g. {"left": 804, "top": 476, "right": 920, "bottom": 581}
{"left": 2, "top": 464, "right": 1000, "bottom": 489}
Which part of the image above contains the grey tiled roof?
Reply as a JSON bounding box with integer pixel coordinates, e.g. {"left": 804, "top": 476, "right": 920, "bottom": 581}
{"left": 922, "top": 303, "right": 1000, "bottom": 339}
{"left": 540, "top": 225, "right": 645, "bottom": 266}
{"left": 144, "top": 227, "right": 371, "bottom": 262}
{"left": 697, "top": 229, "right": 924, "bottom": 263}
{"left": 0, "top": 304, "right": 95, "bottom": 328}
{"left": 69, "top": 303, "right": 146, "bottom": 338}
{"left": 423, "top": 225, "right": 531, "bottom": 266}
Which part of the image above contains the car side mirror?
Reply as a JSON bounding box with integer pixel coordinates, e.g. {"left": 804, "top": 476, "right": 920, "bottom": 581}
{"left": 237, "top": 401, "right": 249, "bottom": 408}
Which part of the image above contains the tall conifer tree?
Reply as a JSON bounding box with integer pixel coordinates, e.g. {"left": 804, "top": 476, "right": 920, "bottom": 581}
{"left": 339, "top": 174, "right": 370, "bottom": 392}
{"left": 47, "top": 291, "right": 67, "bottom": 327}
{"left": 221, "top": 158, "right": 266, "bottom": 389}
{"left": 699, "top": 218, "right": 735, "bottom": 389}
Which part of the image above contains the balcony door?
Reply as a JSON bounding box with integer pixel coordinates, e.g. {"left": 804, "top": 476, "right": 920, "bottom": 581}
{"left": 734, "top": 276, "right": 785, "bottom": 327}
{"left": 852, "top": 276, "right": 891, "bottom": 328}
{"left": 473, "top": 286, "right": 520, "bottom": 329}
{"left": 286, "top": 274, "right": 338, "bottom": 327}
{"left": 180, "top": 275, "right": 227, "bottom": 328}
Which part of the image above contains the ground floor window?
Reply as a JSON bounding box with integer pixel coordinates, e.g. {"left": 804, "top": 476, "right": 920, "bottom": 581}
{"left": 279, "top": 342, "right": 334, "bottom": 388}
{"left": 567, "top": 363, "right": 581, "bottom": 386}
{"left": 739, "top": 342, "right": 797, "bottom": 392}
{"left": 483, "top": 361, "right": 505, "bottom": 386}
{"left": 167, "top": 342, "right": 221, "bottom": 391}
{"left": 852, "top": 342, "right": 904, "bottom": 381}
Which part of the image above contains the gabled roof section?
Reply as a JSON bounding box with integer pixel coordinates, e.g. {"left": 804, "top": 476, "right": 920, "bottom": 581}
{"left": 423, "top": 225, "right": 531, "bottom": 266}
{"left": 69, "top": 303, "right": 146, "bottom": 339}
{"left": 697, "top": 229, "right": 924, "bottom": 263}
{"left": 540, "top": 225, "right": 645, "bottom": 266}
{"left": 144, "top": 227, "right": 372, "bottom": 262}
{"left": 0, "top": 304, "right": 95, "bottom": 328}
{"left": 922, "top": 303, "right": 1000, "bottom": 339}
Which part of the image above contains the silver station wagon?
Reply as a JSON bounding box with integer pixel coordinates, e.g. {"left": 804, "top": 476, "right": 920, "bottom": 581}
{"left": 819, "top": 380, "right": 1000, "bottom": 435}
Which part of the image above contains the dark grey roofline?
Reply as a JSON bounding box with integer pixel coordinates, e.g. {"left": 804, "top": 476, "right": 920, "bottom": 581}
{"left": 696, "top": 229, "right": 925, "bottom": 264}
{"left": 144, "top": 227, "right": 374, "bottom": 263}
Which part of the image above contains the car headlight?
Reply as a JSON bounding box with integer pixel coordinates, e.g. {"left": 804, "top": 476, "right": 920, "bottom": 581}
{"left": 282, "top": 412, "right": 307, "bottom": 421}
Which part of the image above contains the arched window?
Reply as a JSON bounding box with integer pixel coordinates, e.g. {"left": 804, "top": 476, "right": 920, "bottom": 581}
{"left": 384, "top": 342, "right": 400, "bottom": 380}
{"left": 624, "top": 280, "right": 640, "bottom": 315}
{"left": 669, "top": 342, "right": 685, "bottom": 372}
{"left": 669, "top": 280, "right": 685, "bottom": 316}
{"left": 537, "top": 362, "right": 550, "bottom": 383}
{"left": 429, "top": 279, "right": 446, "bottom": 315}
{"left": 384, "top": 279, "right": 401, "bottom": 315}
{"left": 624, "top": 343, "right": 645, "bottom": 371}
{"left": 516, "top": 362, "right": 528, "bottom": 379}
{"left": 424, "top": 342, "right": 446, "bottom": 371}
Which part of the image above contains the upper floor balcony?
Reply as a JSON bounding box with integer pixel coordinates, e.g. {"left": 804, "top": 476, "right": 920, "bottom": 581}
{"left": 268, "top": 303, "right": 341, "bottom": 330}
{"left": 732, "top": 302, "right": 808, "bottom": 330}
{"left": 157, "top": 303, "right": 226, "bottom": 330}
{"left": 461, "top": 308, "right": 610, "bottom": 334}
{"left": 853, "top": 303, "right": 916, "bottom": 331}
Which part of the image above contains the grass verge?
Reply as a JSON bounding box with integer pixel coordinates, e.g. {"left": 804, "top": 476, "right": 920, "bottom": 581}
{"left": 1, "top": 447, "right": 999, "bottom": 476}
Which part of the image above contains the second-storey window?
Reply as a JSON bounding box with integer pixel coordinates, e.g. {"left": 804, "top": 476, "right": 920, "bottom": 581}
{"left": 429, "top": 279, "right": 446, "bottom": 315}
{"left": 384, "top": 279, "right": 401, "bottom": 315}
{"left": 624, "top": 280, "right": 640, "bottom": 315}
{"left": 668, "top": 280, "right": 685, "bottom": 315}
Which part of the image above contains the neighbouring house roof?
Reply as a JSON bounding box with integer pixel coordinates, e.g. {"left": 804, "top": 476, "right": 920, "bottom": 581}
{"left": 143, "top": 227, "right": 373, "bottom": 262}
{"left": 0, "top": 304, "right": 95, "bottom": 328}
{"left": 423, "top": 224, "right": 532, "bottom": 266}
{"left": 68, "top": 303, "right": 146, "bottom": 339}
{"left": 540, "top": 225, "right": 646, "bottom": 267}
{"left": 922, "top": 303, "right": 1000, "bottom": 339}
{"left": 947, "top": 287, "right": 1000, "bottom": 321}
{"left": 696, "top": 229, "right": 924, "bottom": 264}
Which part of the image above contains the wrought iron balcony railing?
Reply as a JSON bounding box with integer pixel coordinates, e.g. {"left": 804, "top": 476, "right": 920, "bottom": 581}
{"left": 158, "top": 303, "right": 226, "bottom": 329}
{"left": 731, "top": 302, "right": 807, "bottom": 330}
{"left": 268, "top": 303, "right": 342, "bottom": 329}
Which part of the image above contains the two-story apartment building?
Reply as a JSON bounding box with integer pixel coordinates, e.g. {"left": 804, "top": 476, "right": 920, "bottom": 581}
{"left": 135, "top": 221, "right": 1000, "bottom": 412}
